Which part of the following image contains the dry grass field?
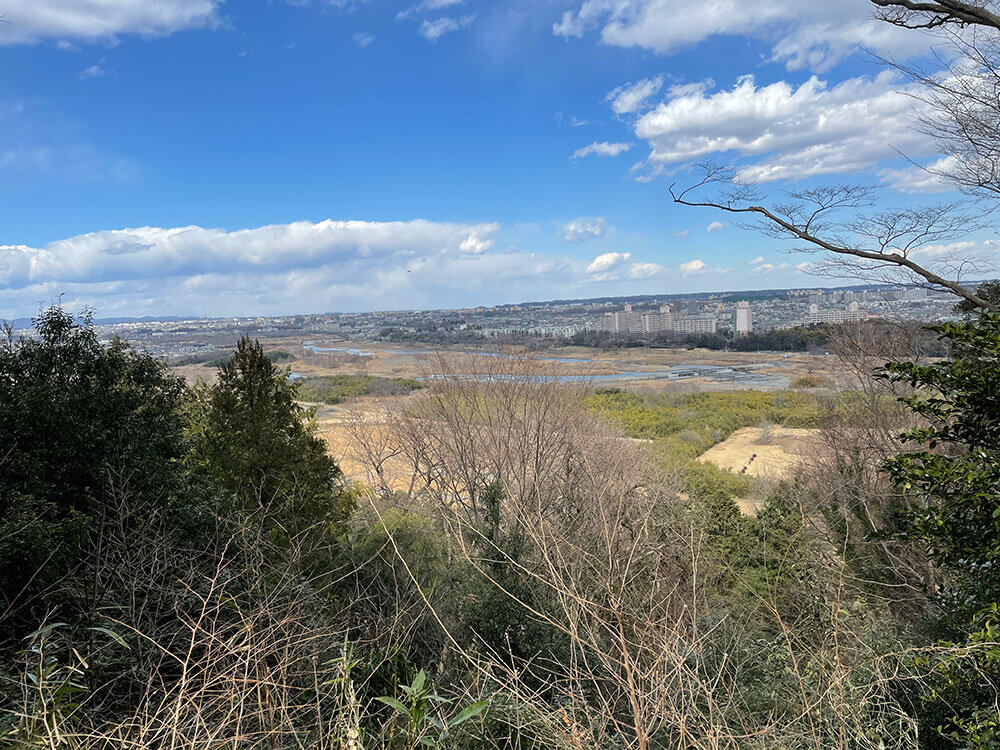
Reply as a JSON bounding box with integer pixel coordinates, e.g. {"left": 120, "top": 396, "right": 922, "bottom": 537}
{"left": 171, "top": 336, "right": 844, "bottom": 391}
{"left": 698, "top": 426, "right": 820, "bottom": 479}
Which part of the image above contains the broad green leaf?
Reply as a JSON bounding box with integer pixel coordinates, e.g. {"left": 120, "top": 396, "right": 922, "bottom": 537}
{"left": 374, "top": 696, "right": 409, "bottom": 716}
{"left": 449, "top": 700, "right": 489, "bottom": 728}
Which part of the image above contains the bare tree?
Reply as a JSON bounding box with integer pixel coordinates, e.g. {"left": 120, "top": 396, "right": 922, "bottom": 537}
{"left": 671, "top": 1, "right": 1000, "bottom": 310}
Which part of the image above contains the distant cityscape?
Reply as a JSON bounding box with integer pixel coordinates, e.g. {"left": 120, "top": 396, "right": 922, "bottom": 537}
{"left": 10, "top": 282, "right": 961, "bottom": 359}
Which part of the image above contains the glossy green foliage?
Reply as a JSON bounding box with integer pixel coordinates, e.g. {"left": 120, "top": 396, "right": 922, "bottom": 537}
{"left": 880, "top": 315, "right": 1000, "bottom": 746}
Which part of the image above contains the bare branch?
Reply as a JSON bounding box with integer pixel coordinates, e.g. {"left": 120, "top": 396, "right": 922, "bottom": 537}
{"left": 670, "top": 170, "right": 996, "bottom": 310}
{"left": 872, "top": 0, "right": 1000, "bottom": 30}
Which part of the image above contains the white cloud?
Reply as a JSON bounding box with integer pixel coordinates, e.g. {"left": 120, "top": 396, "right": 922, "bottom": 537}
{"left": 587, "top": 251, "right": 631, "bottom": 273}
{"left": 606, "top": 76, "right": 663, "bottom": 115}
{"left": 628, "top": 261, "right": 665, "bottom": 278}
{"left": 880, "top": 156, "right": 960, "bottom": 194}
{"left": 78, "top": 57, "right": 110, "bottom": 80}
{"left": 1, "top": 0, "right": 221, "bottom": 46}
{"left": 555, "top": 113, "right": 589, "bottom": 127}
{"left": 0, "top": 219, "right": 573, "bottom": 317}
{"left": 678, "top": 259, "right": 706, "bottom": 274}
{"left": 751, "top": 261, "right": 792, "bottom": 274}
{"left": 397, "top": 0, "right": 465, "bottom": 20}
{"left": 1, "top": 219, "right": 502, "bottom": 288}
{"left": 459, "top": 228, "right": 497, "bottom": 254}
{"left": 352, "top": 32, "right": 376, "bottom": 47}
{"left": 564, "top": 218, "right": 606, "bottom": 242}
{"left": 749, "top": 256, "right": 764, "bottom": 264}
{"left": 553, "top": 0, "right": 929, "bottom": 73}
{"left": 706, "top": 221, "right": 727, "bottom": 232}
{"left": 909, "top": 240, "right": 996, "bottom": 271}
{"left": 672, "top": 229, "right": 691, "bottom": 238}
{"left": 419, "top": 15, "right": 475, "bottom": 41}
{"left": 572, "top": 141, "right": 633, "bottom": 159}
{"left": 0, "top": 218, "right": 709, "bottom": 318}
{"left": 632, "top": 71, "right": 934, "bottom": 183}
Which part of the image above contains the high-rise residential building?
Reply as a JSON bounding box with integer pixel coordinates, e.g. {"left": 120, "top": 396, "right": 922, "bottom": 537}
{"left": 733, "top": 301, "right": 753, "bottom": 335}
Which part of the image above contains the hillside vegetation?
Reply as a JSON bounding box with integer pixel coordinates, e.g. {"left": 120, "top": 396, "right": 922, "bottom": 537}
{"left": 296, "top": 374, "right": 424, "bottom": 404}
{"left": 2, "top": 306, "right": 1000, "bottom": 748}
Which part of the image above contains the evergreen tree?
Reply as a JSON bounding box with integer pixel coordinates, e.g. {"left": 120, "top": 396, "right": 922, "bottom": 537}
{"left": 191, "top": 336, "right": 353, "bottom": 535}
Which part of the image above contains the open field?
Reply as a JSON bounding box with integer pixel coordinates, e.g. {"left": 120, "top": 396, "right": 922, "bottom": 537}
{"left": 697, "top": 426, "right": 821, "bottom": 479}
{"left": 698, "top": 426, "right": 822, "bottom": 515}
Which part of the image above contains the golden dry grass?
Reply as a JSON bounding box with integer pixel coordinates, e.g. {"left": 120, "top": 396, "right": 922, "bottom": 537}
{"left": 698, "top": 426, "right": 820, "bottom": 479}
{"left": 697, "top": 426, "right": 821, "bottom": 515}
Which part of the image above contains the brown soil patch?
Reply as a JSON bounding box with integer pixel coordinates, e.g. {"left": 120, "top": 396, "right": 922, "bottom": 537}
{"left": 698, "top": 426, "right": 821, "bottom": 481}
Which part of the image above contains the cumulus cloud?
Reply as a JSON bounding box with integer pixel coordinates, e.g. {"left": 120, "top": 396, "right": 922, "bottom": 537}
{"left": 0, "top": 0, "right": 221, "bottom": 45}
{"left": 706, "top": 221, "right": 727, "bottom": 232}
{"left": 631, "top": 71, "right": 933, "bottom": 183}
{"left": 572, "top": 141, "right": 633, "bottom": 159}
{"left": 749, "top": 256, "right": 764, "bottom": 264}
{"left": 587, "top": 251, "right": 631, "bottom": 273}
{"left": 419, "top": 15, "right": 475, "bottom": 41}
{"left": 564, "top": 218, "right": 606, "bottom": 242}
{"left": 459, "top": 229, "right": 496, "bottom": 253}
{"left": 606, "top": 76, "right": 664, "bottom": 115}
{"left": 678, "top": 259, "right": 706, "bottom": 274}
{"left": 553, "top": 0, "right": 928, "bottom": 73}
{"left": 0, "top": 219, "right": 512, "bottom": 313}
{"left": 0, "top": 218, "right": 706, "bottom": 317}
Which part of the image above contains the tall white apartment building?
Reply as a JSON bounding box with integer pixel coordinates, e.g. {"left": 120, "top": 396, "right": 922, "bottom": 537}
{"left": 733, "top": 301, "right": 753, "bottom": 335}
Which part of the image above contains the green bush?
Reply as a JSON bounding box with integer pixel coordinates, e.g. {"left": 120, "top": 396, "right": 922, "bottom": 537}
{"left": 297, "top": 374, "right": 424, "bottom": 404}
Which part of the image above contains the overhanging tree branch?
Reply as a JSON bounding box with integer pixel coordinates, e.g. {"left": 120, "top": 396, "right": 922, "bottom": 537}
{"left": 871, "top": 0, "right": 1000, "bottom": 30}
{"left": 670, "top": 173, "right": 996, "bottom": 311}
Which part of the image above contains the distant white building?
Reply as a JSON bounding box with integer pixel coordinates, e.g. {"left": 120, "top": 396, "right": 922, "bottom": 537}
{"left": 807, "top": 301, "right": 868, "bottom": 324}
{"left": 673, "top": 315, "right": 718, "bottom": 335}
{"left": 733, "top": 301, "right": 753, "bottom": 336}
{"left": 599, "top": 303, "right": 680, "bottom": 335}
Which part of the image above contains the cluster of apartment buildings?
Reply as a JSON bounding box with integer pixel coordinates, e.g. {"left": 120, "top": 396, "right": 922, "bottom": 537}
{"left": 805, "top": 301, "right": 868, "bottom": 325}
{"left": 598, "top": 301, "right": 755, "bottom": 337}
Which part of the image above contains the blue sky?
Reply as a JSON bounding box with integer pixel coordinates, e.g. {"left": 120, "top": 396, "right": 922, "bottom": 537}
{"left": 0, "top": 0, "right": 991, "bottom": 317}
